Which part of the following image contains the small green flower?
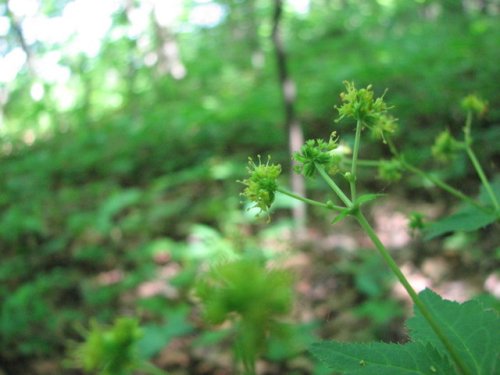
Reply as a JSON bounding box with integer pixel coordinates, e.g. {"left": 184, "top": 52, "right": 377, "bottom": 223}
{"left": 294, "top": 132, "right": 340, "bottom": 177}
{"left": 336, "top": 81, "right": 392, "bottom": 126}
{"left": 408, "top": 212, "right": 425, "bottom": 231}
{"left": 377, "top": 159, "right": 403, "bottom": 182}
{"left": 431, "top": 130, "right": 463, "bottom": 162}
{"left": 461, "top": 94, "right": 487, "bottom": 116}
{"left": 240, "top": 156, "right": 281, "bottom": 216}
{"left": 370, "top": 114, "right": 398, "bottom": 143}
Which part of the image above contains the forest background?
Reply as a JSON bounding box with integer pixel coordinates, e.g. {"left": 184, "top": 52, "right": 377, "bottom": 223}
{"left": 0, "top": 0, "right": 499, "bottom": 374}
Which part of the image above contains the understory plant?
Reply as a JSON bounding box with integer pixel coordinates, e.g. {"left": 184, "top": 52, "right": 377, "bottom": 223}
{"left": 196, "top": 256, "right": 294, "bottom": 375}
{"left": 241, "top": 82, "right": 499, "bottom": 374}
{"left": 68, "top": 317, "right": 169, "bottom": 375}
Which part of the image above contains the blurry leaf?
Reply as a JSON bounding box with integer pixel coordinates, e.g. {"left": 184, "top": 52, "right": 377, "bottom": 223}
{"left": 266, "top": 322, "right": 319, "bottom": 361}
{"left": 95, "top": 189, "right": 142, "bottom": 233}
{"left": 193, "top": 328, "right": 232, "bottom": 347}
{"left": 423, "top": 205, "right": 497, "bottom": 240}
{"left": 354, "top": 299, "right": 403, "bottom": 325}
{"left": 138, "top": 305, "right": 193, "bottom": 359}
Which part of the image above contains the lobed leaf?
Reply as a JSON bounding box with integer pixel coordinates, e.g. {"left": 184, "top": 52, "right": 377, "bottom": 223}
{"left": 310, "top": 341, "right": 455, "bottom": 374}
{"left": 407, "top": 289, "right": 500, "bottom": 375}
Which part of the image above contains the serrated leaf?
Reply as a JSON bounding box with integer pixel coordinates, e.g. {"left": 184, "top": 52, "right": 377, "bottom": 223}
{"left": 423, "top": 204, "right": 497, "bottom": 240}
{"left": 407, "top": 289, "right": 500, "bottom": 375}
{"left": 310, "top": 341, "right": 455, "bottom": 374}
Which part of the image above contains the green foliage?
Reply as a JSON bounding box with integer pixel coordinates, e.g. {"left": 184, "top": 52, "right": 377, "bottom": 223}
{"left": 311, "top": 341, "right": 454, "bottom": 374}
{"left": 423, "top": 203, "right": 497, "bottom": 240}
{"left": 248, "top": 82, "right": 499, "bottom": 375}
{"left": 312, "top": 290, "right": 499, "bottom": 374}
{"left": 196, "top": 257, "right": 294, "bottom": 374}
{"left": 70, "top": 317, "right": 143, "bottom": 375}
{"left": 2, "top": 1, "right": 500, "bottom": 372}
{"left": 408, "top": 290, "right": 500, "bottom": 375}
{"left": 138, "top": 305, "right": 194, "bottom": 359}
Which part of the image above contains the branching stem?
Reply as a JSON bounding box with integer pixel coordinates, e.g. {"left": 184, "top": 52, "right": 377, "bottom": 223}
{"left": 353, "top": 211, "right": 470, "bottom": 375}
{"left": 315, "top": 164, "right": 353, "bottom": 207}
{"left": 277, "top": 187, "right": 344, "bottom": 211}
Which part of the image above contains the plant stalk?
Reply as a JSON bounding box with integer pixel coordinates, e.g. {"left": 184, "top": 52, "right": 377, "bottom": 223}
{"left": 350, "top": 119, "right": 363, "bottom": 200}
{"left": 315, "top": 164, "right": 353, "bottom": 207}
{"left": 400, "top": 160, "right": 488, "bottom": 212}
{"left": 464, "top": 112, "right": 499, "bottom": 211}
{"left": 277, "top": 187, "right": 344, "bottom": 211}
{"left": 354, "top": 211, "right": 471, "bottom": 375}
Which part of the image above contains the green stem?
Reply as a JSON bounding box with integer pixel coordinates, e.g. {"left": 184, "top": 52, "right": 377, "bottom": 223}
{"left": 277, "top": 187, "right": 344, "bottom": 211}
{"left": 315, "top": 164, "right": 353, "bottom": 207}
{"left": 464, "top": 112, "right": 499, "bottom": 211}
{"left": 354, "top": 211, "right": 471, "bottom": 375}
{"left": 399, "top": 159, "right": 490, "bottom": 213}
{"left": 350, "top": 119, "right": 363, "bottom": 200}
{"left": 466, "top": 147, "right": 499, "bottom": 210}
{"left": 388, "top": 136, "right": 490, "bottom": 213}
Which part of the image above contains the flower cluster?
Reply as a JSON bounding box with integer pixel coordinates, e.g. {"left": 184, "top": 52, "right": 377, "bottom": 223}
{"left": 294, "top": 132, "right": 341, "bottom": 177}
{"left": 240, "top": 156, "right": 281, "bottom": 216}
{"left": 336, "top": 81, "right": 398, "bottom": 141}
{"left": 431, "top": 130, "right": 463, "bottom": 162}
{"left": 461, "top": 94, "right": 487, "bottom": 116}
{"left": 336, "top": 81, "right": 389, "bottom": 122}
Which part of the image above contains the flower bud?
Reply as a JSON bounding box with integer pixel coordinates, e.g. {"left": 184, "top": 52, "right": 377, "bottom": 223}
{"left": 431, "top": 130, "right": 463, "bottom": 162}
{"left": 461, "top": 94, "right": 487, "bottom": 116}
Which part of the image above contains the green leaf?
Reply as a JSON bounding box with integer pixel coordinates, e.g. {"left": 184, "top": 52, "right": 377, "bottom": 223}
{"left": 407, "top": 289, "right": 500, "bottom": 375}
{"left": 310, "top": 341, "right": 455, "bottom": 374}
{"left": 423, "top": 204, "right": 497, "bottom": 240}
{"left": 354, "top": 194, "right": 385, "bottom": 207}
{"left": 332, "top": 208, "right": 352, "bottom": 224}
{"left": 137, "top": 306, "right": 193, "bottom": 359}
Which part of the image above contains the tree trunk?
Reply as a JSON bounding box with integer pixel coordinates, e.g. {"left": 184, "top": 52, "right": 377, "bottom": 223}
{"left": 271, "top": 0, "right": 306, "bottom": 232}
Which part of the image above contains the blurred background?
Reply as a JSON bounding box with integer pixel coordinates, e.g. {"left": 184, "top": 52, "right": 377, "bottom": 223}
{"left": 0, "top": 0, "right": 499, "bottom": 374}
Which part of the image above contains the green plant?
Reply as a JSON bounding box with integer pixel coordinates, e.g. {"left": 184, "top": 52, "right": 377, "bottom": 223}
{"left": 241, "top": 82, "right": 499, "bottom": 374}
{"left": 196, "top": 256, "right": 294, "bottom": 375}
{"left": 68, "top": 317, "right": 168, "bottom": 375}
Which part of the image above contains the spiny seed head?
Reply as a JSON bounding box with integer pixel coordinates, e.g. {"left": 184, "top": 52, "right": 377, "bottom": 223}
{"left": 240, "top": 155, "right": 281, "bottom": 218}
{"left": 336, "top": 81, "right": 391, "bottom": 125}
{"left": 294, "top": 133, "right": 340, "bottom": 177}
